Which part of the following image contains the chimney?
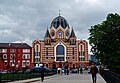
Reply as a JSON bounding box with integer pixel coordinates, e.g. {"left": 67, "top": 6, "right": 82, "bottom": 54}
{"left": 9, "top": 42, "right": 11, "bottom": 46}
{"left": 21, "top": 42, "right": 23, "bottom": 45}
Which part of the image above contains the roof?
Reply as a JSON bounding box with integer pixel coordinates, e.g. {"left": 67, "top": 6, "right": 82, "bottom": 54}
{"left": 70, "top": 28, "right": 76, "bottom": 38}
{"left": 50, "top": 15, "right": 69, "bottom": 29}
{"left": 0, "top": 43, "right": 31, "bottom": 48}
{"left": 44, "top": 28, "right": 50, "bottom": 38}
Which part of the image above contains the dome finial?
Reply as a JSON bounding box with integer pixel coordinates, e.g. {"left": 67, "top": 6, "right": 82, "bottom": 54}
{"left": 59, "top": 10, "right": 61, "bottom": 16}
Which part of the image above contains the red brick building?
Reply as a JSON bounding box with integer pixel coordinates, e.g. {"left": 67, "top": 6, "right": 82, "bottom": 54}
{"left": 32, "top": 15, "right": 88, "bottom": 69}
{"left": 0, "top": 43, "right": 32, "bottom": 71}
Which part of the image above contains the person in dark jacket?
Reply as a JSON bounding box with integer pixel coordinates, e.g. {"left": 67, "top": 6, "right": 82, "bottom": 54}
{"left": 90, "top": 63, "right": 98, "bottom": 83}
{"left": 80, "top": 67, "right": 83, "bottom": 74}
{"left": 40, "top": 66, "right": 45, "bottom": 82}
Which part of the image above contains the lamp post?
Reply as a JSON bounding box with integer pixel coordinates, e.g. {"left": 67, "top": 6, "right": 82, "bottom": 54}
{"left": 0, "top": 55, "right": 3, "bottom": 83}
{"left": 12, "top": 54, "right": 15, "bottom": 81}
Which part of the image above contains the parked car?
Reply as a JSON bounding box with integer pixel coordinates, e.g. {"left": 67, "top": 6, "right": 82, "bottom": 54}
{"left": 25, "top": 67, "right": 44, "bottom": 74}
{"left": 17, "top": 70, "right": 24, "bottom": 74}
{"left": 87, "top": 66, "right": 91, "bottom": 74}
{"left": 0, "top": 70, "right": 2, "bottom": 74}
{"left": 71, "top": 69, "right": 78, "bottom": 73}
{"left": 2, "top": 70, "right": 9, "bottom": 74}
{"left": 10, "top": 70, "right": 16, "bottom": 74}
{"left": 24, "top": 69, "right": 32, "bottom": 74}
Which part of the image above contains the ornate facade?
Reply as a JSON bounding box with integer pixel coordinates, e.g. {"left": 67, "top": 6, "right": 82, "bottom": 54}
{"left": 32, "top": 15, "right": 88, "bottom": 69}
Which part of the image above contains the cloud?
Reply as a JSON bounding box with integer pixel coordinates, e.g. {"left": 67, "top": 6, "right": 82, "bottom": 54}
{"left": 0, "top": 0, "right": 120, "bottom": 54}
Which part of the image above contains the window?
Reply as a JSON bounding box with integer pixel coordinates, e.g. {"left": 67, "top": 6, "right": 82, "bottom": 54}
{"left": 46, "top": 48, "right": 48, "bottom": 56}
{"left": 1, "top": 49, "right": 7, "bottom": 53}
{"left": 3, "top": 54, "right": 7, "bottom": 59}
{"left": 71, "top": 40, "right": 74, "bottom": 45}
{"left": 58, "top": 32, "right": 62, "bottom": 36}
{"left": 59, "top": 64, "right": 62, "bottom": 68}
{"left": 79, "top": 52, "right": 80, "bottom": 56}
{"left": 81, "top": 45, "right": 82, "bottom": 50}
{"left": 79, "top": 57, "right": 80, "bottom": 61}
{"left": 18, "top": 54, "right": 20, "bottom": 58}
{"left": 72, "top": 48, "right": 74, "bottom": 55}
{"left": 36, "top": 45, "right": 39, "bottom": 52}
{"left": 51, "top": 32, "right": 55, "bottom": 37}
{"left": 18, "top": 61, "right": 20, "bottom": 66}
{"left": 22, "top": 61, "right": 26, "bottom": 66}
{"left": 10, "top": 49, "right": 16, "bottom": 53}
{"left": 26, "top": 60, "right": 30, "bottom": 66}
{"left": 27, "top": 54, "right": 30, "bottom": 59}
{"left": 18, "top": 49, "right": 21, "bottom": 52}
{"left": 35, "top": 52, "right": 37, "bottom": 56}
{"left": 10, "top": 54, "right": 13, "bottom": 59}
{"left": 66, "top": 31, "right": 69, "bottom": 37}
{"left": 73, "top": 64, "right": 75, "bottom": 69}
{"left": 38, "top": 52, "right": 40, "bottom": 56}
{"left": 0, "top": 49, "right": 2, "bottom": 53}
{"left": 10, "top": 60, "right": 15, "bottom": 66}
{"left": 23, "top": 49, "right": 30, "bottom": 53}
{"left": 35, "top": 58, "right": 40, "bottom": 62}
{"left": 10, "top": 61, "right": 12, "bottom": 66}
{"left": 56, "top": 57, "right": 64, "bottom": 61}
{"left": 83, "top": 51, "right": 85, "bottom": 56}
{"left": 80, "top": 57, "right": 85, "bottom": 61}
{"left": 46, "top": 57, "right": 48, "bottom": 59}
{"left": 72, "top": 56, "right": 75, "bottom": 59}
{"left": 46, "top": 64, "right": 48, "bottom": 67}
{"left": 22, "top": 54, "right": 26, "bottom": 59}
{"left": 56, "top": 45, "right": 64, "bottom": 55}
{"left": 4, "top": 60, "right": 7, "bottom": 66}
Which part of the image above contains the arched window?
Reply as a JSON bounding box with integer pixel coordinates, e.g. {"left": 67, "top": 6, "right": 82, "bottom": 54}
{"left": 46, "top": 64, "right": 48, "bottom": 67}
{"left": 52, "top": 63, "right": 56, "bottom": 69}
{"left": 73, "top": 64, "right": 75, "bottom": 69}
{"left": 36, "top": 45, "right": 39, "bottom": 52}
{"left": 56, "top": 45, "right": 64, "bottom": 55}
{"left": 46, "top": 48, "right": 48, "bottom": 56}
{"left": 59, "top": 64, "right": 62, "bottom": 68}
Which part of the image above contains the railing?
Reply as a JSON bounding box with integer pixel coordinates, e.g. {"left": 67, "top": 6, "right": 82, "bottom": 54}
{"left": 100, "top": 69, "right": 120, "bottom": 83}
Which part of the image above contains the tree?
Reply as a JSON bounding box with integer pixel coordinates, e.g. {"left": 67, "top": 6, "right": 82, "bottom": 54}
{"left": 88, "top": 13, "right": 120, "bottom": 73}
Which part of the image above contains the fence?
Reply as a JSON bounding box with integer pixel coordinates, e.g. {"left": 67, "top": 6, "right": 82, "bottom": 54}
{"left": 100, "top": 69, "right": 120, "bottom": 83}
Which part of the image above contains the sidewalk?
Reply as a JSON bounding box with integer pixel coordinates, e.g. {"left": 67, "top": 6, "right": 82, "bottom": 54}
{"left": 8, "top": 75, "right": 59, "bottom": 83}
{"left": 9, "top": 72, "right": 106, "bottom": 83}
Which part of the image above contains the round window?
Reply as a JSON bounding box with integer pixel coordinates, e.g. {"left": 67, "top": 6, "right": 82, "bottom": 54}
{"left": 58, "top": 32, "right": 62, "bottom": 36}
{"left": 51, "top": 32, "right": 55, "bottom": 37}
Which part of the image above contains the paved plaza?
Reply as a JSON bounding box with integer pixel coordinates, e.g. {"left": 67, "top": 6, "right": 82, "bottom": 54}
{"left": 9, "top": 71, "right": 106, "bottom": 83}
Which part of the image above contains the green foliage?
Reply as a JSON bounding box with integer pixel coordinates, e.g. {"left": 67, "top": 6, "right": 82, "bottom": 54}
{"left": 88, "top": 13, "right": 120, "bottom": 73}
{"left": 0, "top": 71, "right": 56, "bottom": 82}
{"left": 1, "top": 73, "right": 40, "bottom": 80}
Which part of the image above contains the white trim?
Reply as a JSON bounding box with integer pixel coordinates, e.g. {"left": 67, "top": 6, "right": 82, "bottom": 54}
{"left": 54, "top": 41, "right": 66, "bottom": 62}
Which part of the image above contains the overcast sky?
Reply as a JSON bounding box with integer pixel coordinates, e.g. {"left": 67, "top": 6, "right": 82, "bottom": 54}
{"left": 0, "top": 0, "right": 120, "bottom": 54}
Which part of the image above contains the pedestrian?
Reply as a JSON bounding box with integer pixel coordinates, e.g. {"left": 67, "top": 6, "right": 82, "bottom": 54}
{"left": 40, "top": 66, "right": 45, "bottom": 82}
{"left": 80, "top": 67, "right": 83, "bottom": 74}
{"left": 90, "top": 63, "right": 98, "bottom": 83}
{"left": 66, "top": 68, "right": 69, "bottom": 75}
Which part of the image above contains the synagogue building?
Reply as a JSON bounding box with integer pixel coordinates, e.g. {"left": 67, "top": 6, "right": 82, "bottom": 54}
{"left": 32, "top": 15, "right": 88, "bottom": 69}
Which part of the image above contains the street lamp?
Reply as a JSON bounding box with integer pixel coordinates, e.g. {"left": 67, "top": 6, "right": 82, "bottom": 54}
{"left": 12, "top": 54, "right": 15, "bottom": 81}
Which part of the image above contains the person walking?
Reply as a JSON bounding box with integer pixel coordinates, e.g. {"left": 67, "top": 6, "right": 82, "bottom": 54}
{"left": 40, "top": 66, "right": 45, "bottom": 82}
{"left": 80, "top": 67, "right": 83, "bottom": 74}
{"left": 90, "top": 63, "right": 98, "bottom": 83}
